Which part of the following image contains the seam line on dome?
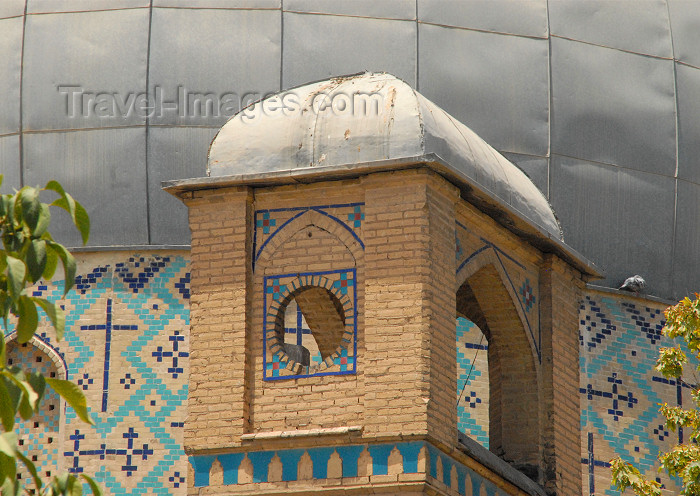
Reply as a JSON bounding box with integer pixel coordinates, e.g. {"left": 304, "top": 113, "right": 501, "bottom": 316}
{"left": 550, "top": 33, "right": 674, "bottom": 60}
{"left": 417, "top": 20, "right": 547, "bottom": 41}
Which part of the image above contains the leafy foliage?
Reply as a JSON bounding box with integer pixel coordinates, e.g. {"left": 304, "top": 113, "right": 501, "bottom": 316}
{"left": 0, "top": 175, "right": 100, "bottom": 495}
{"left": 612, "top": 294, "right": 700, "bottom": 495}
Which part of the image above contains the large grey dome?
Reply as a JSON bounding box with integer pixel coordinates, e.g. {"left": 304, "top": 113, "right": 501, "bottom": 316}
{"left": 1, "top": 0, "right": 698, "bottom": 299}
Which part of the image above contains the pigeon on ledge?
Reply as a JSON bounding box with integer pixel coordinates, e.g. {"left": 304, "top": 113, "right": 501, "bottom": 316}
{"left": 619, "top": 275, "right": 646, "bottom": 294}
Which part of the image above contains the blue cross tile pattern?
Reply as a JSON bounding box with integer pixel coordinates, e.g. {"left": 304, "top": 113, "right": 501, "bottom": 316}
{"left": 579, "top": 294, "right": 697, "bottom": 495}
{"left": 6, "top": 254, "right": 190, "bottom": 495}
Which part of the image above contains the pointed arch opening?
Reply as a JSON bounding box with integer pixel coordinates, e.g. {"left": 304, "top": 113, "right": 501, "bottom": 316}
{"left": 456, "top": 263, "right": 540, "bottom": 480}
{"left": 6, "top": 337, "right": 66, "bottom": 483}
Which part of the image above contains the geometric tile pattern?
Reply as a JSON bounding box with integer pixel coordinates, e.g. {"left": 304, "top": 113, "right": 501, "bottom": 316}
{"left": 263, "top": 269, "right": 357, "bottom": 380}
{"left": 253, "top": 203, "right": 364, "bottom": 269}
{"left": 455, "top": 221, "right": 541, "bottom": 361}
{"left": 189, "top": 441, "right": 513, "bottom": 495}
{"left": 7, "top": 247, "right": 689, "bottom": 496}
{"left": 456, "top": 317, "right": 489, "bottom": 447}
{"left": 5, "top": 253, "right": 190, "bottom": 495}
{"left": 579, "top": 294, "right": 694, "bottom": 496}
{"left": 7, "top": 341, "right": 62, "bottom": 484}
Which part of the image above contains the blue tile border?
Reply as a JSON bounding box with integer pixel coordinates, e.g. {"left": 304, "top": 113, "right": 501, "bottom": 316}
{"left": 188, "top": 440, "right": 507, "bottom": 495}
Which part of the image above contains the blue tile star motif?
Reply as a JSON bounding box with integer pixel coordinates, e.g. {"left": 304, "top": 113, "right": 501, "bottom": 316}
{"left": 256, "top": 212, "right": 276, "bottom": 234}
{"left": 266, "top": 353, "right": 282, "bottom": 377}
{"left": 347, "top": 206, "right": 364, "bottom": 228}
{"left": 332, "top": 272, "right": 354, "bottom": 295}
{"left": 519, "top": 278, "right": 535, "bottom": 312}
{"left": 333, "top": 348, "right": 353, "bottom": 372}
{"left": 266, "top": 278, "right": 287, "bottom": 301}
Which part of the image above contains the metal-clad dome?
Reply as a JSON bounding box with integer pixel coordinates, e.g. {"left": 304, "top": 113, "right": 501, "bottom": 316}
{"left": 207, "top": 73, "right": 562, "bottom": 241}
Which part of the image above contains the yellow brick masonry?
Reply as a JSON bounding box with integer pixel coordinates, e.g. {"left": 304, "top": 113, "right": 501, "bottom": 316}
{"left": 363, "top": 170, "right": 458, "bottom": 447}
{"left": 180, "top": 167, "right": 587, "bottom": 495}
{"left": 184, "top": 187, "right": 254, "bottom": 451}
{"left": 539, "top": 255, "right": 584, "bottom": 496}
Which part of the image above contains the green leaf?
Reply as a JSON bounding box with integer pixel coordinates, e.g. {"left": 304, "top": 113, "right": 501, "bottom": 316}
{"left": 72, "top": 200, "right": 90, "bottom": 246}
{"left": 33, "top": 203, "right": 51, "bottom": 238}
{"left": 16, "top": 450, "right": 42, "bottom": 492}
{"left": 0, "top": 453, "right": 17, "bottom": 494}
{"left": 0, "top": 476, "right": 18, "bottom": 496}
{"left": 26, "top": 239, "right": 46, "bottom": 283}
{"left": 46, "top": 378, "right": 93, "bottom": 425}
{"left": 81, "top": 474, "right": 102, "bottom": 496}
{"left": 66, "top": 475, "right": 84, "bottom": 496}
{"left": 0, "top": 432, "right": 17, "bottom": 458}
{"left": 17, "top": 186, "right": 41, "bottom": 232}
{"left": 26, "top": 372, "right": 45, "bottom": 412}
{"left": 3, "top": 368, "right": 38, "bottom": 421}
{"left": 33, "top": 297, "right": 65, "bottom": 341}
{"left": 15, "top": 295, "right": 38, "bottom": 344}
{"left": 43, "top": 242, "right": 58, "bottom": 280}
{"left": 5, "top": 255, "right": 25, "bottom": 302}
{"left": 0, "top": 378, "right": 17, "bottom": 432}
{"left": 46, "top": 241, "right": 76, "bottom": 296}
{"left": 46, "top": 180, "right": 90, "bottom": 245}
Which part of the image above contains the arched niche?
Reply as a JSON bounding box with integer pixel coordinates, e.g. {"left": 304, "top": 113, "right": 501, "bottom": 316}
{"left": 456, "top": 263, "right": 540, "bottom": 480}
{"left": 5, "top": 335, "right": 67, "bottom": 482}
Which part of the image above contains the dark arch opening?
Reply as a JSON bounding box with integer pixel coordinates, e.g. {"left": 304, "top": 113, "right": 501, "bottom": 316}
{"left": 456, "top": 264, "right": 540, "bottom": 481}
{"left": 274, "top": 286, "right": 346, "bottom": 366}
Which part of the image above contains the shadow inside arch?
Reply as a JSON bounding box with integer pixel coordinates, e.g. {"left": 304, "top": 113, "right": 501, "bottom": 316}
{"left": 456, "top": 263, "right": 540, "bottom": 477}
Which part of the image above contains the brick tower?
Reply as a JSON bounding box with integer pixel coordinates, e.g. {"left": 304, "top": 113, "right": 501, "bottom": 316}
{"left": 165, "top": 73, "right": 600, "bottom": 495}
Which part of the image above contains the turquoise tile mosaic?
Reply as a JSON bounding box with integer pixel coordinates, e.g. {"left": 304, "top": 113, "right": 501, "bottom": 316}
{"left": 580, "top": 293, "right": 697, "bottom": 495}
{"left": 5, "top": 247, "right": 692, "bottom": 496}
{"left": 4, "top": 254, "right": 190, "bottom": 495}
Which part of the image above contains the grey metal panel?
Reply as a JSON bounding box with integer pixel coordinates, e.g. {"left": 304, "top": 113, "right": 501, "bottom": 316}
{"left": 502, "top": 153, "right": 549, "bottom": 199}
{"left": 0, "top": 135, "right": 21, "bottom": 190}
{"left": 668, "top": 0, "right": 700, "bottom": 68}
{"left": 673, "top": 180, "right": 700, "bottom": 298}
{"left": 418, "top": 23, "right": 549, "bottom": 157}
{"left": 22, "top": 128, "right": 148, "bottom": 246}
{"left": 549, "top": 0, "right": 672, "bottom": 58}
{"left": 418, "top": 0, "right": 547, "bottom": 37}
{"left": 0, "top": 17, "right": 22, "bottom": 135}
{"left": 550, "top": 37, "right": 676, "bottom": 175}
{"left": 149, "top": 7, "right": 280, "bottom": 127}
{"left": 550, "top": 155, "right": 675, "bottom": 298}
{"left": 153, "top": 0, "right": 279, "bottom": 7}
{"left": 27, "top": 0, "right": 148, "bottom": 13}
{"left": 0, "top": 0, "right": 24, "bottom": 19}
{"left": 22, "top": 9, "right": 149, "bottom": 131}
{"left": 285, "top": 0, "right": 415, "bottom": 20}
{"left": 282, "top": 13, "right": 416, "bottom": 89}
{"left": 676, "top": 63, "right": 700, "bottom": 183}
{"left": 148, "top": 126, "right": 219, "bottom": 244}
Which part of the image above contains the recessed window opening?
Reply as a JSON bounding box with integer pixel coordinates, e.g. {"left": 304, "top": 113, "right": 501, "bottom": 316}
{"left": 275, "top": 286, "right": 346, "bottom": 368}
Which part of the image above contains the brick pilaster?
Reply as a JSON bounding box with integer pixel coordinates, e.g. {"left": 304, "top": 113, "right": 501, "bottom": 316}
{"left": 184, "top": 187, "right": 253, "bottom": 452}
{"left": 362, "top": 169, "right": 458, "bottom": 447}
{"left": 539, "top": 254, "right": 584, "bottom": 495}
